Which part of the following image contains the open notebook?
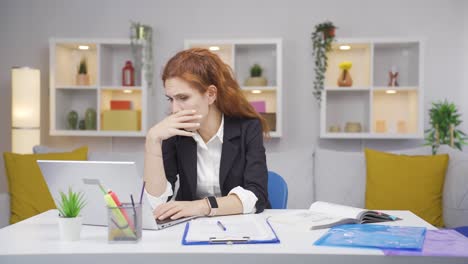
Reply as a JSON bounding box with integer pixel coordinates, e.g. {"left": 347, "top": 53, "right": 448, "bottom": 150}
{"left": 270, "top": 201, "right": 401, "bottom": 230}
{"left": 182, "top": 214, "right": 279, "bottom": 245}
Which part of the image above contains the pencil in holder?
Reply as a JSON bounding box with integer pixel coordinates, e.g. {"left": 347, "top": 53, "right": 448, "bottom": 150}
{"left": 107, "top": 202, "right": 142, "bottom": 243}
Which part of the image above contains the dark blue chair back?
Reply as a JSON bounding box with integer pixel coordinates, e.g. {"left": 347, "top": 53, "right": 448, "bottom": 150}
{"left": 454, "top": 226, "right": 468, "bottom": 237}
{"left": 268, "top": 171, "right": 288, "bottom": 209}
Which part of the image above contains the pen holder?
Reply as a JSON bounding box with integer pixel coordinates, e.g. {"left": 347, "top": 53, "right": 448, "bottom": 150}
{"left": 107, "top": 203, "right": 142, "bottom": 243}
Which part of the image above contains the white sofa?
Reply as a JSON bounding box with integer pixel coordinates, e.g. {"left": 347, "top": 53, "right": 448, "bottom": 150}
{"left": 0, "top": 145, "right": 467, "bottom": 228}
{"left": 314, "top": 145, "right": 468, "bottom": 228}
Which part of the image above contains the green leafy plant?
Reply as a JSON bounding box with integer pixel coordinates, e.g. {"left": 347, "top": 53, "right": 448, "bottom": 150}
{"left": 425, "top": 100, "right": 468, "bottom": 154}
{"left": 250, "top": 64, "right": 263, "bottom": 77}
{"left": 57, "top": 188, "right": 86, "bottom": 218}
{"left": 311, "top": 21, "right": 337, "bottom": 102}
{"left": 78, "top": 57, "right": 87, "bottom": 75}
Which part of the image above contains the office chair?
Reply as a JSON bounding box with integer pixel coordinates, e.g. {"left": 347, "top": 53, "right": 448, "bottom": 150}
{"left": 454, "top": 226, "right": 468, "bottom": 238}
{"left": 267, "top": 171, "right": 288, "bottom": 209}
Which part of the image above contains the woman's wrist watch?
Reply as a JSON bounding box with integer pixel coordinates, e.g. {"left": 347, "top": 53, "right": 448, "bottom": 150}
{"left": 205, "top": 196, "right": 218, "bottom": 216}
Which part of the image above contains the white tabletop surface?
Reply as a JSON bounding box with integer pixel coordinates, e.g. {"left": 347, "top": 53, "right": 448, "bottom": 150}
{"left": 0, "top": 209, "right": 466, "bottom": 264}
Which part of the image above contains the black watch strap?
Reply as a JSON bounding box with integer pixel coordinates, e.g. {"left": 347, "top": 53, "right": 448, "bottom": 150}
{"left": 206, "top": 196, "right": 218, "bottom": 216}
{"left": 207, "top": 196, "right": 218, "bottom": 208}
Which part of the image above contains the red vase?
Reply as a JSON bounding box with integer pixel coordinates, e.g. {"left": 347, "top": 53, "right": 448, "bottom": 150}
{"left": 122, "top": 61, "right": 135, "bottom": 86}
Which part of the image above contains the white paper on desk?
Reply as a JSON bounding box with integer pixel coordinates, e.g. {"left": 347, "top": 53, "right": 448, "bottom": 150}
{"left": 185, "top": 214, "right": 275, "bottom": 242}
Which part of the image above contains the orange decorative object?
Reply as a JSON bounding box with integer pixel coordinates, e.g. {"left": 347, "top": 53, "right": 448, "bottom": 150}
{"left": 337, "top": 69, "right": 353, "bottom": 87}
{"left": 122, "top": 61, "right": 135, "bottom": 86}
{"left": 397, "top": 120, "right": 407, "bottom": 134}
{"left": 110, "top": 100, "right": 132, "bottom": 110}
{"left": 375, "top": 120, "right": 387, "bottom": 133}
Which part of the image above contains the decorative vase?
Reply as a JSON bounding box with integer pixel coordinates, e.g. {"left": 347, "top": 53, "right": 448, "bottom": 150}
{"left": 79, "top": 120, "right": 86, "bottom": 130}
{"left": 245, "top": 77, "right": 267, "bottom": 86}
{"left": 76, "top": 74, "right": 90, "bottom": 86}
{"left": 337, "top": 69, "right": 353, "bottom": 87}
{"left": 122, "top": 61, "right": 135, "bottom": 86}
{"left": 67, "top": 111, "right": 79, "bottom": 130}
{"left": 388, "top": 66, "right": 399, "bottom": 87}
{"left": 85, "top": 108, "right": 97, "bottom": 130}
{"left": 58, "top": 216, "right": 83, "bottom": 241}
{"left": 388, "top": 72, "right": 399, "bottom": 87}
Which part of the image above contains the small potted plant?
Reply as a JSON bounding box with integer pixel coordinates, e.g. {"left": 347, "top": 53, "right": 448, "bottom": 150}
{"left": 245, "top": 64, "right": 268, "bottom": 86}
{"left": 76, "top": 57, "right": 90, "bottom": 86}
{"left": 425, "top": 100, "right": 468, "bottom": 154}
{"left": 315, "top": 21, "right": 336, "bottom": 40}
{"left": 57, "top": 188, "right": 86, "bottom": 241}
{"left": 311, "top": 20, "right": 337, "bottom": 102}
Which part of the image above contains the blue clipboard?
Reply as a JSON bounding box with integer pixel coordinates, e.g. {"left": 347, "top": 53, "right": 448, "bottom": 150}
{"left": 182, "top": 217, "right": 280, "bottom": 245}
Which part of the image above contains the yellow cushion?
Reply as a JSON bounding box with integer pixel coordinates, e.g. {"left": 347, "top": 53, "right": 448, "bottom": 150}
{"left": 3, "top": 147, "right": 88, "bottom": 224}
{"left": 364, "top": 148, "right": 449, "bottom": 227}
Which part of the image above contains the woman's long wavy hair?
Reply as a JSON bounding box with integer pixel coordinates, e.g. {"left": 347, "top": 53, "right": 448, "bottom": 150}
{"left": 162, "top": 48, "right": 269, "bottom": 135}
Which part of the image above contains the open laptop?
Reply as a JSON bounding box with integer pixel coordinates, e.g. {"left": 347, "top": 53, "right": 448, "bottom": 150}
{"left": 37, "top": 160, "right": 196, "bottom": 230}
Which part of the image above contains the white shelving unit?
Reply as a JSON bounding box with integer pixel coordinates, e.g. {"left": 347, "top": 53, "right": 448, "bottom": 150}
{"left": 320, "top": 38, "right": 424, "bottom": 139}
{"left": 49, "top": 38, "right": 148, "bottom": 137}
{"left": 185, "top": 39, "right": 283, "bottom": 138}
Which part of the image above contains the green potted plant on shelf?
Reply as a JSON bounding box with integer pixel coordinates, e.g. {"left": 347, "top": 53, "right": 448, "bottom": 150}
{"left": 76, "top": 57, "right": 90, "bottom": 86}
{"left": 245, "top": 63, "right": 267, "bottom": 86}
{"left": 425, "top": 100, "right": 468, "bottom": 154}
{"left": 311, "top": 20, "right": 337, "bottom": 102}
{"left": 57, "top": 188, "right": 86, "bottom": 241}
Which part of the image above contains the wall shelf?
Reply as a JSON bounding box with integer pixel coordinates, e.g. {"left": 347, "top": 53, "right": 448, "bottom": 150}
{"left": 185, "top": 39, "right": 282, "bottom": 137}
{"left": 320, "top": 38, "right": 424, "bottom": 139}
{"left": 325, "top": 87, "right": 370, "bottom": 91}
{"left": 50, "top": 38, "right": 148, "bottom": 137}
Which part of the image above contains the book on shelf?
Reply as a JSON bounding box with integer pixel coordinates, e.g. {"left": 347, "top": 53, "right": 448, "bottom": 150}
{"left": 270, "top": 201, "right": 401, "bottom": 230}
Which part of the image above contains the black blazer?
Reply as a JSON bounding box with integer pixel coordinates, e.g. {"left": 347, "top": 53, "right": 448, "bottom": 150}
{"left": 161, "top": 116, "right": 270, "bottom": 213}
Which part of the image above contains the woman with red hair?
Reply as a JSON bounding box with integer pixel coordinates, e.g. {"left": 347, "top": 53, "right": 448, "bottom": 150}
{"left": 144, "top": 48, "right": 270, "bottom": 222}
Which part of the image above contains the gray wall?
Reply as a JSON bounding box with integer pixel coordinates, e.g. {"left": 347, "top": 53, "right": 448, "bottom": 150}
{"left": 0, "top": 0, "right": 467, "bottom": 194}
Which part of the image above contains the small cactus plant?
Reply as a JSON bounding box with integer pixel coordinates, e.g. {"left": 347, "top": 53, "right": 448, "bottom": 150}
{"left": 250, "top": 64, "right": 262, "bottom": 77}
{"left": 78, "top": 57, "right": 88, "bottom": 75}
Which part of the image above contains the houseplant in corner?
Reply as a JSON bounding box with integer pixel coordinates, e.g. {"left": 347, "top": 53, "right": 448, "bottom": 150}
{"left": 245, "top": 64, "right": 267, "bottom": 86}
{"left": 311, "top": 21, "right": 337, "bottom": 102}
{"left": 425, "top": 100, "right": 468, "bottom": 154}
{"left": 57, "top": 188, "right": 86, "bottom": 241}
{"left": 76, "top": 57, "right": 90, "bottom": 86}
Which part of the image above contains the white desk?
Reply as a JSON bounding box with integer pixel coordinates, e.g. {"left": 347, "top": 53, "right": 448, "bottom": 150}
{"left": 0, "top": 209, "right": 466, "bottom": 264}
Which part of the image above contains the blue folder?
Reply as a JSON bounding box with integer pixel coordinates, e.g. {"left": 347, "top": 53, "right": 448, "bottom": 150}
{"left": 314, "top": 224, "right": 426, "bottom": 251}
{"left": 181, "top": 218, "right": 280, "bottom": 245}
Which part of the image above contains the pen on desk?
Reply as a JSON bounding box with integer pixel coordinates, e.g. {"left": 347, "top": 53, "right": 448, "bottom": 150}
{"left": 130, "top": 194, "right": 137, "bottom": 232}
{"left": 217, "top": 220, "right": 227, "bottom": 231}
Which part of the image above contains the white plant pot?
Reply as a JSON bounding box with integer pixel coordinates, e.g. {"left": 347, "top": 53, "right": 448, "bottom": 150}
{"left": 58, "top": 216, "right": 83, "bottom": 241}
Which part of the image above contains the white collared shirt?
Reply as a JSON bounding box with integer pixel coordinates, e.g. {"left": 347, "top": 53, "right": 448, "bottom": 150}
{"left": 145, "top": 115, "right": 258, "bottom": 214}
